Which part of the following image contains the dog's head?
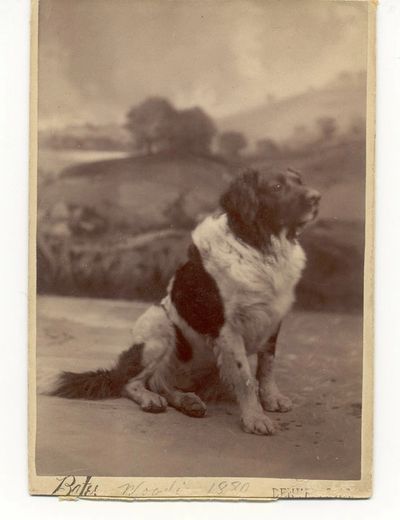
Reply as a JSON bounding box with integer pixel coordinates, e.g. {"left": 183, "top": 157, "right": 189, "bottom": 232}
{"left": 220, "top": 168, "right": 320, "bottom": 249}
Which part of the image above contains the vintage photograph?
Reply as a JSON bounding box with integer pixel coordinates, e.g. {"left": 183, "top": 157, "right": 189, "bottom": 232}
{"left": 30, "top": 0, "right": 374, "bottom": 499}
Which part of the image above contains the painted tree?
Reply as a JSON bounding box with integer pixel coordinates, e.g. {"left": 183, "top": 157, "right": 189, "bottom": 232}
{"left": 218, "top": 131, "right": 247, "bottom": 159}
{"left": 126, "top": 97, "right": 176, "bottom": 154}
{"left": 256, "top": 138, "right": 280, "bottom": 158}
{"left": 173, "top": 107, "right": 217, "bottom": 155}
{"left": 126, "top": 98, "right": 216, "bottom": 155}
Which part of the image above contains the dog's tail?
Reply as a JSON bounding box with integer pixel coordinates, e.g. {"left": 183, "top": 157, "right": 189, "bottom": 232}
{"left": 50, "top": 368, "right": 124, "bottom": 399}
{"left": 49, "top": 343, "right": 144, "bottom": 400}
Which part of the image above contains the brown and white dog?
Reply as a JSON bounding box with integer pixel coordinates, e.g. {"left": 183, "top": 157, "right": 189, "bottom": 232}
{"left": 51, "top": 168, "right": 320, "bottom": 435}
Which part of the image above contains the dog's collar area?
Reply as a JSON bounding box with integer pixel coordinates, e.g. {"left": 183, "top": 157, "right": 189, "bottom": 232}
{"left": 293, "top": 225, "right": 306, "bottom": 238}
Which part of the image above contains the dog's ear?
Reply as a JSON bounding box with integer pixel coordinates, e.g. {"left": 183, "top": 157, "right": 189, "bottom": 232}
{"left": 220, "top": 170, "right": 260, "bottom": 224}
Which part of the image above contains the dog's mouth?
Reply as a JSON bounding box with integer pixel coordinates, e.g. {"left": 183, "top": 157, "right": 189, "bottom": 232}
{"left": 294, "top": 202, "right": 320, "bottom": 236}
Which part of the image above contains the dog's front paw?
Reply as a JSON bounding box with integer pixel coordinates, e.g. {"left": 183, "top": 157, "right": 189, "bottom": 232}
{"left": 261, "top": 392, "right": 293, "bottom": 413}
{"left": 140, "top": 394, "right": 168, "bottom": 413}
{"left": 240, "top": 411, "right": 276, "bottom": 435}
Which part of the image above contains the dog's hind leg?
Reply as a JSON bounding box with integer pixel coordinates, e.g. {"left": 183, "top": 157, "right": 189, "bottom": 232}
{"left": 119, "top": 305, "right": 174, "bottom": 413}
{"left": 122, "top": 379, "right": 167, "bottom": 413}
{"left": 147, "top": 361, "right": 207, "bottom": 418}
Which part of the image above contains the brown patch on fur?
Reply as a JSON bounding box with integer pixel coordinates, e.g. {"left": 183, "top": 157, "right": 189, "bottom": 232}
{"left": 171, "top": 243, "right": 225, "bottom": 338}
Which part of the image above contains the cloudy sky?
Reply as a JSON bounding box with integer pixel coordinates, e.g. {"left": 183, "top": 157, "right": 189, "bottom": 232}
{"left": 38, "top": 0, "right": 369, "bottom": 128}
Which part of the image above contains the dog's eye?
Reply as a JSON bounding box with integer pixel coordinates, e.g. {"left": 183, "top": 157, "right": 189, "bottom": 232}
{"left": 272, "top": 183, "right": 282, "bottom": 192}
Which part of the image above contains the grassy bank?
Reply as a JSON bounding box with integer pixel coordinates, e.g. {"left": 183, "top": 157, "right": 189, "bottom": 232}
{"left": 37, "top": 148, "right": 365, "bottom": 312}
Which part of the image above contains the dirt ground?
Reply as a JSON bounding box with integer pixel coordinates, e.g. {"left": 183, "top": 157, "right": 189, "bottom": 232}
{"left": 35, "top": 296, "right": 363, "bottom": 480}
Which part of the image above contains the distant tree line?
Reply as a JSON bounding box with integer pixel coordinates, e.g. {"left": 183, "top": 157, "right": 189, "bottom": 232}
{"left": 252, "top": 115, "right": 365, "bottom": 159}
{"left": 41, "top": 94, "right": 366, "bottom": 161}
{"left": 125, "top": 96, "right": 365, "bottom": 162}
{"left": 217, "top": 131, "right": 247, "bottom": 160}
{"left": 125, "top": 97, "right": 216, "bottom": 155}
{"left": 126, "top": 97, "right": 248, "bottom": 159}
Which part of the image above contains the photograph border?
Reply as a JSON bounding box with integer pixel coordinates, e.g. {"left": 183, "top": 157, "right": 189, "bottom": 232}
{"left": 28, "top": 0, "right": 375, "bottom": 500}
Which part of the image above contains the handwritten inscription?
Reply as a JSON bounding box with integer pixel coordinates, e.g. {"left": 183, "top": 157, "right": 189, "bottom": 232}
{"left": 50, "top": 477, "right": 317, "bottom": 499}
{"left": 118, "top": 479, "right": 251, "bottom": 498}
{"left": 118, "top": 480, "right": 183, "bottom": 498}
{"left": 52, "top": 476, "right": 99, "bottom": 497}
{"left": 207, "top": 480, "right": 250, "bottom": 495}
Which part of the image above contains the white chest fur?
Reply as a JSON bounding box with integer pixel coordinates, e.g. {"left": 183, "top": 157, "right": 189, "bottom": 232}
{"left": 192, "top": 215, "right": 306, "bottom": 353}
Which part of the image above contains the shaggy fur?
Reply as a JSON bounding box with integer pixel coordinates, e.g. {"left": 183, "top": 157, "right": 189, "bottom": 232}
{"left": 50, "top": 168, "right": 320, "bottom": 435}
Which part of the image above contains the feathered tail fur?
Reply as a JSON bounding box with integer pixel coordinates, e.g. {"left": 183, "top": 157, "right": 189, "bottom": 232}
{"left": 50, "top": 343, "right": 144, "bottom": 400}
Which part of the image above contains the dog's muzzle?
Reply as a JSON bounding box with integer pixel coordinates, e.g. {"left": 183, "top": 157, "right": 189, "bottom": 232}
{"left": 304, "top": 189, "right": 321, "bottom": 208}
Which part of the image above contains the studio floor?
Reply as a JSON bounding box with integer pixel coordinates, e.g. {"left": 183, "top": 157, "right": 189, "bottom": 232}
{"left": 35, "top": 296, "right": 363, "bottom": 479}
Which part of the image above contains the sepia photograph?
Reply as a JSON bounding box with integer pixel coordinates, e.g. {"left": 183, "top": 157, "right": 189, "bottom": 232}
{"left": 29, "top": 0, "right": 374, "bottom": 499}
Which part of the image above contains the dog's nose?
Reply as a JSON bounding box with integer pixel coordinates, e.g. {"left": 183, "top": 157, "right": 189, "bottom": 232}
{"left": 305, "top": 189, "right": 321, "bottom": 205}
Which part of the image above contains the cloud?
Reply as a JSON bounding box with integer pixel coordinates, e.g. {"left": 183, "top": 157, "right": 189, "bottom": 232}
{"left": 38, "top": 0, "right": 368, "bottom": 127}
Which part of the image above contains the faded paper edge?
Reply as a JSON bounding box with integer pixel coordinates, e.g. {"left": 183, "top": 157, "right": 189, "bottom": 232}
{"left": 28, "top": 0, "right": 376, "bottom": 500}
